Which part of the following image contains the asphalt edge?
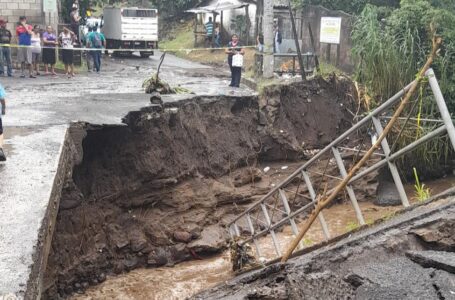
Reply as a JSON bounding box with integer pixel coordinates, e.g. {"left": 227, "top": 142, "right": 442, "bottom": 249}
{"left": 23, "top": 126, "right": 73, "bottom": 300}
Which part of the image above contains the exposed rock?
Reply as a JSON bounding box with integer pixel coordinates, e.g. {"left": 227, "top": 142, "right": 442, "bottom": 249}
{"left": 375, "top": 180, "right": 401, "bottom": 206}
{"left": 106, "top": 224, "right": 129, "bottom": 250}
{"left": 170, "top": 243, "right": 190, "bottom": 263}
{"left": 173, "top": 231, "right": 193, "bottom": 243}
{"left": 233, "top": 168, "right": 262, "bottom": 187}
{"left": 123, "top": 257, "right": 139, "bottom": 270}
{"left": 147, "top": 248, "right": 168, "bottom": 267}
{"left": 129, "top": 231, "right": 149, "bottom": 253}
{"left": 188, "top": 225, "right": 227, "bottom": 253}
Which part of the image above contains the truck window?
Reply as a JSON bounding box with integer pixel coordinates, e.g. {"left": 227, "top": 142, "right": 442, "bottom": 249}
{"left": 122, "top": 9, "right": 157, "bottom": 18}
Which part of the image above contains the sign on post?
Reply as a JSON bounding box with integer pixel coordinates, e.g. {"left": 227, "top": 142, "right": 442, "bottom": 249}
{"left": 43, "top": 0, "right": 57, "bottom": 13}
{"left": 320, "top": 17, "right": 342, "bottom": 44}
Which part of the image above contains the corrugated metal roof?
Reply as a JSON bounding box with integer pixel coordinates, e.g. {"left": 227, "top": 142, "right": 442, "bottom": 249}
{"left": 188, "top": 0, "right": 248, "bottom": 13}
{"left": 188, "top": 0, "right": 289, "bottom": 13}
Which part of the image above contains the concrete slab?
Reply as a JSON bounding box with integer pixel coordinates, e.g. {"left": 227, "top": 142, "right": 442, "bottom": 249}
{"left": 0, "top": 52, "right": 255, "bottom": 298}
{"left": 0, "top": 125, "right": 67, "bottom": 298}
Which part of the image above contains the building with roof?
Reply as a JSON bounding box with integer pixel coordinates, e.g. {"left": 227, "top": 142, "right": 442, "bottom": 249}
{"left": 188, "top": 0, "right": 293, "bottom": 46}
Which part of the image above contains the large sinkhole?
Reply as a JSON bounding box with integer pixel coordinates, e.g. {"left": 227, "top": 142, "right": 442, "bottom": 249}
{"left": 41, "top": 76, "right": 381, "bottom": 298}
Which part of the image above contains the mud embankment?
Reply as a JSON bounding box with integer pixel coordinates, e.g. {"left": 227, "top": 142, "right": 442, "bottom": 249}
{"left": 43, "top": 76, "right": 358, "bottom": 298}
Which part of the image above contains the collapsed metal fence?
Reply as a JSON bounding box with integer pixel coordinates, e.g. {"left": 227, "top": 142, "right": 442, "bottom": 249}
{"left": 228, "top": 68, "right": 455, "bottom": 261}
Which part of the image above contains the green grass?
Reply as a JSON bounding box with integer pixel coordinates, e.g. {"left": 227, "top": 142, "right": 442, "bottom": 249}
{"left": 413, "top": 167, "right": 431, "bottom": 202}
{"left": 345, "top": 221, "right": 359, "bottom": 232}
{"left": 303, "top": 237, "right": 313, "bottom": 247}
{"left": 316, "top": 62, "right": 343, "bottom": 78}
{"left": 160, "top": 24, "right": 194, "bottom": 52}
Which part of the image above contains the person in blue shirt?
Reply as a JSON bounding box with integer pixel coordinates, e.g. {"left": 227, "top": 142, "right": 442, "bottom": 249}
{"left": 205, "top": 17, "right": 214, "bottom": 47}
{"left": 0, "top": 84, "right": 6, "bottom": 161}
{"left": 86, "top": 26, "right": 106, "bottom": 73}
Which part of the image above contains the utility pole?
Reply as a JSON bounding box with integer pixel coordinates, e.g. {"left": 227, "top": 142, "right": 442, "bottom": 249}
{"left": 288, "top": 0, "right": 306, "bottom": 81}
{"left": 263, "top": 0, "right": 274, "bottom": 78}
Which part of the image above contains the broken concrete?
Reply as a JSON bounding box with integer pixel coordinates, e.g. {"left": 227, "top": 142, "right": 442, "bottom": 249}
{"left": 406, "top": 250, "right": 455, "bottom": 274}
{"left": 192, "top": 198, "right": 455, "bottom": 299}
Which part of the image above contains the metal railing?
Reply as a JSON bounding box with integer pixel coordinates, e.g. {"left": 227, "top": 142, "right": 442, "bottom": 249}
{"left": 228, "top": 68, "right": 455, "bottom": 261}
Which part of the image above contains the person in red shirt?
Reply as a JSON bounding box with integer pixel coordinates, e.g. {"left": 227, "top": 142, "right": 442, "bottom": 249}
{"left": 16, "top": 16, "right": 34, "bottom": 78}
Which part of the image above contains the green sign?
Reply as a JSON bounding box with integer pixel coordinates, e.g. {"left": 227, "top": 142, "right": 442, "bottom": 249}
{"left": 43, "top": 0, "right": 57, "bottom": 13}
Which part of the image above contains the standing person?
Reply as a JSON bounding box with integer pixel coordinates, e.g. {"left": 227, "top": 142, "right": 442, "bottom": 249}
{"left": 257, "top": 33, "right": 264, "bottom": 52}
{"left": 70, "top": 6, "right": 81, "bottom": 42}
{"left": 214, "top": 24, "right": 221, "bottom": 48}
{"left": 59, "top": 27, "right": 75, "bottom": 78}
{"left": 42, "top": 25, "right": 57, "bottom": 76}
{"left": 16, "top": 16, "right": 34, "bottom": 78}
{"left": 86, "top": 26, "right": 105, "bottom": 73}
{"left": 31, "top": 25, "right": 42, "bottom": 76}
{"left": 225, "top": 34, "right": 244, "bottom": 88}
{"left": 274, "top": 24, "right": 282, "bottom": 53}
{"left": 82, "top": 26, "right": 93, "bottom": 72}
{"left": 0, "top": 83, "right": 6, "bottom": 161}
{"left": 0, "top": 20, "right": 13, "bottom": 77}
{"left": 205, "top": 17, "right": 214, "bottom": 46}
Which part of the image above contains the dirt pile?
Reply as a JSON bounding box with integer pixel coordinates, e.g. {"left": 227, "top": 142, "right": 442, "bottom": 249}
{"left": 43, "top": 76, "right": 361, "bottom": 298}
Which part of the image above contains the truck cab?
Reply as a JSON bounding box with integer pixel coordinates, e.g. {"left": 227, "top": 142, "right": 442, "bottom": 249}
{"left": 102, "top": 7, "right": 158, "bottom": 57}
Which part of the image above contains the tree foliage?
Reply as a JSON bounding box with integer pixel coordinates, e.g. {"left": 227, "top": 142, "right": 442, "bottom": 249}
{"left": 293, "top": 0, "right": 400, "bottom": 14}
{"left": 150, "top": 0, "right": 202, "bottom": 17}
{"left": 351, "top": 0, "right": 455, "bottom": 175}
{"left": 352, "top": 0, "right": 455, "bottom": 110}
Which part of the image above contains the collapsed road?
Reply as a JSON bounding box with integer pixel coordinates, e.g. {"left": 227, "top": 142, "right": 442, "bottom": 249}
{"left": 1, "top": 51, "right": 454, "bottom": 300}
{"left": 0, "top": 52, "right": 254, "bottom": 299}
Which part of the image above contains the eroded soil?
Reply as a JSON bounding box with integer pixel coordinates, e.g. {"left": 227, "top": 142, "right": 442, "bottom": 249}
{"left": 42, "top": 76, "right": 361, "bottom": 298}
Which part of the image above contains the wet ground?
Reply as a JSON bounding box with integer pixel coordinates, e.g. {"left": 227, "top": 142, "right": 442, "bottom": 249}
{"left": 69, "top": 161, "right": 455, "bottom": 300}
{"left": 0, "top": 52, "right": 254, "bottom": 298}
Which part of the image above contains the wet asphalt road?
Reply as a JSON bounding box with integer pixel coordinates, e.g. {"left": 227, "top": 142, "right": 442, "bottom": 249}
{"left": 0, "top": 52, "right": 254, "bottom": 298}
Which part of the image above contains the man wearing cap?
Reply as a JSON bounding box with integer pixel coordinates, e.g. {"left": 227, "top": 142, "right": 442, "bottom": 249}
{"left": 16, "top": 16, "right": 34, "bottom": 78}
{"left": 0, "top": 20, "right": 13, "bottom": 77}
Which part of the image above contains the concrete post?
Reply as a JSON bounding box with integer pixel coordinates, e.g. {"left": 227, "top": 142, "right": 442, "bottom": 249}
{"left": 262, "top": 0, "right": 274, "bottom": 78}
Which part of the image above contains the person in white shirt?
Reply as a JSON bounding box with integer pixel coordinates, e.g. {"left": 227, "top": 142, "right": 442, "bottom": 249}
{"left": 59, "top": 27, "right": 76, "bottom": 78}
{"left": 31, "top": 25, "right": 42, "bottom": 76}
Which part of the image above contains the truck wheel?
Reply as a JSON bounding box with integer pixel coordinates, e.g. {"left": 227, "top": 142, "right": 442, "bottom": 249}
{"left": 140, "top": 52, "right": 151, "bottom": 58}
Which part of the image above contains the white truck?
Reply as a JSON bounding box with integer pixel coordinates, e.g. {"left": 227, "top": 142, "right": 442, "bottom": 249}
{"left": 102, "top": 7, "right": 158, "bottom": 57}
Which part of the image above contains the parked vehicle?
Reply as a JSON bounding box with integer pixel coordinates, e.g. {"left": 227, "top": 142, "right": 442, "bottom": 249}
{"left": 102, "top": 7, "right": 158, "bottom": 57}
{"left": 79, "top": 17, "right": 103, "bottom": 43}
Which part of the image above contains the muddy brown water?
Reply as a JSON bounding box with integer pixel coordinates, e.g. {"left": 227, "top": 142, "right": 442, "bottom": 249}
{"left": 71, "top": 174, "right": 455, "bottom": 300}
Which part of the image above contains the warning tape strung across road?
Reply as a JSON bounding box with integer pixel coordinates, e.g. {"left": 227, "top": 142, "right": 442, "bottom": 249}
{"left": 0, "top": 43, "right": 258, "bottom": 53}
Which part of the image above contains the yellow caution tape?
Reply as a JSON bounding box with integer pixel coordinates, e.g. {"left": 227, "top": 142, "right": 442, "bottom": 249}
{"left": 0, "top": 43, "right": 258, "bottom": 52}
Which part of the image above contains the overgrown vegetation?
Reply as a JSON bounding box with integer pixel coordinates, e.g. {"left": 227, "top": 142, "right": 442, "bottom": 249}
{"left": 351, "top": 0, "right": 455, "bottom": 176}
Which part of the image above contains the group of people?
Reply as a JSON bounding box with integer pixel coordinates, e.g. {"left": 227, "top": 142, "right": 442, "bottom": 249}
{"left": 0, "top": 15, "right": 106, "bottom": 80}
